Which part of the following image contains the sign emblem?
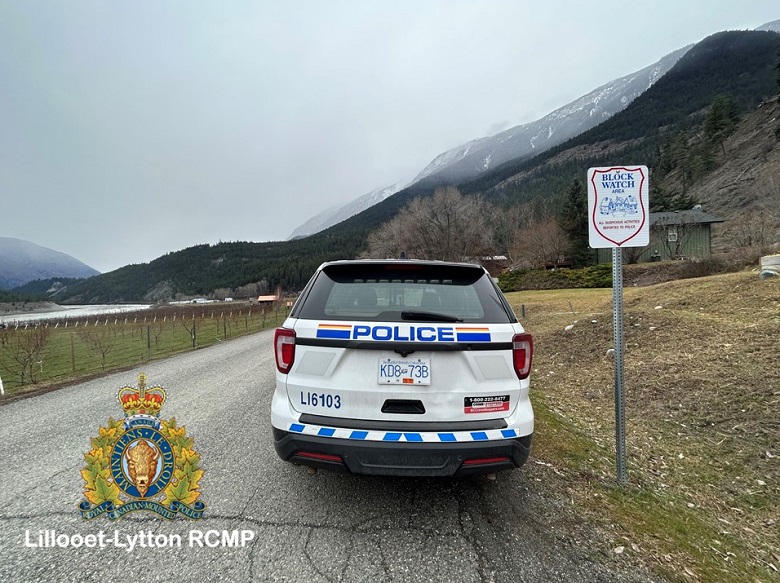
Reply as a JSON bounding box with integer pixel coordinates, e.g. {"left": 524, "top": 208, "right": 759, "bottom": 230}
{"left": 588, "top": 166, "right": 649, "bottom": 248}
{"left": 79, "top": 373, "right": 206, "bottom": 520}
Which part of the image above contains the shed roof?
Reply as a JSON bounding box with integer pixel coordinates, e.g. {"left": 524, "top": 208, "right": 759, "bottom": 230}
{"left": 650, "top": 209, "right": 724, "bottom": 226}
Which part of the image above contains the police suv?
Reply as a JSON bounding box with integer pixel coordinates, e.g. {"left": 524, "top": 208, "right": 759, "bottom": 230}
{"left": 272, "top": 259, "right": 533, "bottom": 476}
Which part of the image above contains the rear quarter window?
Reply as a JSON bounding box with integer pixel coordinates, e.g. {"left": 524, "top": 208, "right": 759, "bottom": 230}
{"left": 296, "top": 263, "right": 513, "bottom": 323}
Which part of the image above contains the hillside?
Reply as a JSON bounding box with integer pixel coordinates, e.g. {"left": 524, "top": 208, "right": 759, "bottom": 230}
{"left": 0, "top": 237, "right": 99, "bottom": 290}
{"left": 322, "top": 31, "right": 780, "bottom": 233}
{"left": 288, "top": 45, "right": 690, "bottom": 241}
{"left": 53, "top": 234, "right": 365, "bottom": 303}
{"left": 509, "top": 270, "right": 779, "bottom": 582}
{"left": 485, "top": 92, "right": 780, "bottom": 220}
{"left": 410, "top": 45, "right": 690, "bottom": 185}
{"left": 460, "top": 30, "right": 780, "bottom": 203}
{"left": 287, "top": 180, "right": 407, "bottom": 240}
{"left": 51, "top": 30, "right": 780, "bottom": 304}
{"left": 687, "top": 96, "right": 780, "bottom": 218}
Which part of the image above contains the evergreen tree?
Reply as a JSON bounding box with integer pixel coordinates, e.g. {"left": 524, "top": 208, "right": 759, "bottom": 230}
{"left": 775, "top": 47, "right": 780, "bottom": 140}
{"left": 649, "top": 182, "right": 697, "bottom": 212}
{"left": 703, "top": 94, "right": 739, "bottom": 156}
{"left": 559, "top": 179, "right": 592, "bottom": 267}
{"left": 776, "top": 48, "right": 780, "bottom": 93}
{"left": 649, "top": 182, "right": 675, "bottom": 212}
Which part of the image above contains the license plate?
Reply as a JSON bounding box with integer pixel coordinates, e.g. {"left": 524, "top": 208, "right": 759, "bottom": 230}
{"left": 378, "top": 358, "right": 431, "bottom": 385}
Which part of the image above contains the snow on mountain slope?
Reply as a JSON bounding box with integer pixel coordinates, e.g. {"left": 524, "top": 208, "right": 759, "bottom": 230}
{"left": 755, "top": 19, "right": 780, "bottom": 33}
{"left": 287, "top": 48, "right": 688, "bottom": 240}
{"left": 282, "top": 20, "right": 779, "bottom": 241}
{"left": 287, "top": 181, "right": 407, "bottom": 239}
{"left": 406, "top": 136, "right": 492, "bottom": 185}
{"left": 0, "top": 237, "right": 100, "bottom": 289}
{"left": 411, "top": 45, "right": 691, "bottom": 184}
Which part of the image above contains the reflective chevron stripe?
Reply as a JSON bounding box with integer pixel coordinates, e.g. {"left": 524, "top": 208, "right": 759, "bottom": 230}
{"left": 288, "top": 422, "right": 521, "bottom": 443}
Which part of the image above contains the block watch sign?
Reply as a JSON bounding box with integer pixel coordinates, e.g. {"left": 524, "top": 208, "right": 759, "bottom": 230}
{"left": 587, "top": 166, "right": 649, "bottom": 248}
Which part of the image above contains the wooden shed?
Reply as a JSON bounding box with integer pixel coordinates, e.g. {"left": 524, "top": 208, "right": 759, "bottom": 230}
{"left": 254, "top": 294, "right": 280, "bottom": 305}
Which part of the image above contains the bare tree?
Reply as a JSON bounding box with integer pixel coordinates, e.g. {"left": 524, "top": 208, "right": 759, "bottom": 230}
{"left": 77, "top": 326, "right": 116, "bottom": 370}
{"left": 180, "top": 314, "right": 197, "bottom": 348}
{"left": 722, "top": 207, "right": 780, "bottom": 251}
{"left": 235, "top": 281, "right": 259, "bottom": 299}
{"left": 212, "top": 287, "right": 233, "bottom": 301}
{"left": 364, "top": 211, "right": 414, "bottom": 259}
{"left": 366, "top": 187, "right": 492, "bottom": 261}
{"left": 0, "top": 326, "right": 52, "bottom": 384}
{"left": 153, "top": 321, "right": 165, "bottom": 348}
{"left": 489, "top": 204, "right": 533, "bottom": 264}
{"left": 512, "top": 219, "right": 570, "bottom": 268}
{"left": 622, "top": 246, "right": 644, "bottom": 265}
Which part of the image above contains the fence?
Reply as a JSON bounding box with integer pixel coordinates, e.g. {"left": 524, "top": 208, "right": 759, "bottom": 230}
{"left": 0, "top": 302, "right": 289, "bottom": 395}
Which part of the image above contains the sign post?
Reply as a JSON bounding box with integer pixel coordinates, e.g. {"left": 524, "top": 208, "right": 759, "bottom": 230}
{"left": 587, "top": 165, "right": 649, "bottom": 486}
{"left": 611, "top": 247, "right": 626, "bottom": 484}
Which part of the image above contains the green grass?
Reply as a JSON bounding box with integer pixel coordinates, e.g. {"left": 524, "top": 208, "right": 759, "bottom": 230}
{"left": 498, "top": 263, "right": 614, "bottom": 292}
{"left": 0, "top": 304, "right": 286, "bottom": 395}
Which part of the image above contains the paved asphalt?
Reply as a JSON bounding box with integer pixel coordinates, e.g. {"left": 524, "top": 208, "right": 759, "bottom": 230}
{"left": 0, "top": 330, "right": 661, "bottom": 583}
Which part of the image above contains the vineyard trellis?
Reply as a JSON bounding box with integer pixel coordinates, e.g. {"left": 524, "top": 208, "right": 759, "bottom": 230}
{"left": 0, "top": 302, "right": 289, "bottom": 395}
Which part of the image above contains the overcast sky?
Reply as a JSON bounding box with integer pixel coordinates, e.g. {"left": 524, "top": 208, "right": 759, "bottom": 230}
{"left": 1, "top": 1, "right": 778, "bottom": 273}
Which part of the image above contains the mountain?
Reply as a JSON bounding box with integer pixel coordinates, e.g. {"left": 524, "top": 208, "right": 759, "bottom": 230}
{"left": 0, "top": 237, "right": 100, "bottom": 290}
{"left": 288, "top": 20, "right": 780, "bottom": 239}
{"left": 686, "top": 93, "right": 780, "bottom": 220}
{"left": 288, "top": 46, "right": 689, "bottom": 239}
{"left": 49, "top": 29, "right": 780, "bottom": 303}
{"left": 460, "top": 29, "right": 780, "bottom": 199}
{"left": 317, "top": 30, "right": 780, "bottom": 250}
{"left": 288, "top": 180, "right": 406, "bottom": 239}
{"left": 412, "top": 46, "right": 691, "bottom": 185}
{"left": 410, "top": 136, "right": 493, "bottom": 184}
{"left": 755, "top": 19, "right": 780, "bottom": 33}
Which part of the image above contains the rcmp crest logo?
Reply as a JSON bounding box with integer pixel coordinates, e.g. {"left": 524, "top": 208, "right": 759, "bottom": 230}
{"left": 79, "top": 373, "right": 206, "bottom": 520}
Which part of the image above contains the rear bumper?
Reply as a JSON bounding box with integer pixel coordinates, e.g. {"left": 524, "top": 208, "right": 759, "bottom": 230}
{"left": 273, "top": 427, "right": 531, "bottom": 477}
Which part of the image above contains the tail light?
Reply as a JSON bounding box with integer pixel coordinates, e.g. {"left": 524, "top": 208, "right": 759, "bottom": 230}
{"left": 512, "top": 333, "right": 533, "bottom": 380}
{"left": 274, "top": 328, "right": 296, "bottom": 373}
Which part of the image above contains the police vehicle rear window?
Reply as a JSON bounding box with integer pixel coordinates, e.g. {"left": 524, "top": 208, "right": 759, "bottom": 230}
{"left": 296, "top": 263, "right": 513, "bottom": 323}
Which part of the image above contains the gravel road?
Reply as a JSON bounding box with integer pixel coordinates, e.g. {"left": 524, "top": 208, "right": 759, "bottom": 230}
{"left": 0, "top": 330, "right": 661, "bottom": 583}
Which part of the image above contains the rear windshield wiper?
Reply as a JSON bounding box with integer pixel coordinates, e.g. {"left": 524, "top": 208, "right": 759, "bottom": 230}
{"left": 401, "top": 310, "right": 463, "bottom": 323}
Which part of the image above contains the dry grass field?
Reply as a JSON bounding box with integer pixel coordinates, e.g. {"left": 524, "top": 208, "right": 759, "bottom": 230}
{"left": 506, "top": 270, "right": 779, "bottom": 582}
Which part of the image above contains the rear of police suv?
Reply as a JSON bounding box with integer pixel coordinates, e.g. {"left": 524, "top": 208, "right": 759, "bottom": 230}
{"left": 272, "top": 260, "right": 533, "bottom": 477}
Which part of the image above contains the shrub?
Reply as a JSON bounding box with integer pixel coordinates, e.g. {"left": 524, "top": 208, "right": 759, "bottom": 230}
{"left": 498, "top": 264, "right": 612, "bottom": 292}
